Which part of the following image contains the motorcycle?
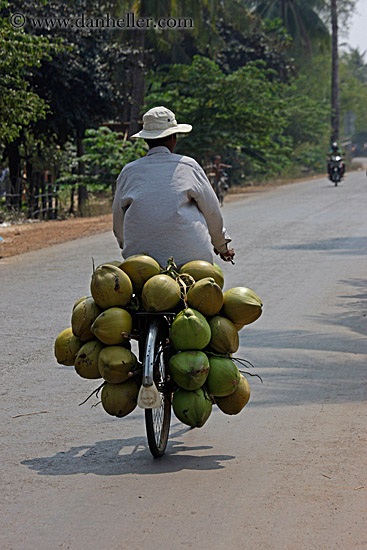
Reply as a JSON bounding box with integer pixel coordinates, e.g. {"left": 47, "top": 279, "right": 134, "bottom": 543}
{"left": 329, "top": 155, "right": 343, "bottom": 186}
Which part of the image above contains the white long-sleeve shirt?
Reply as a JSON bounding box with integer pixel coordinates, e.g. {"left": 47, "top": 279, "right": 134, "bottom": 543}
{"left": 112, "top": 146, "right": 231, "bottom": 268}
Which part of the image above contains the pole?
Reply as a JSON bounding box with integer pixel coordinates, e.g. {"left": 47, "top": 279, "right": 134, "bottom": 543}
{"left": 331, "top": 0, "right": 339, "bottom": 143}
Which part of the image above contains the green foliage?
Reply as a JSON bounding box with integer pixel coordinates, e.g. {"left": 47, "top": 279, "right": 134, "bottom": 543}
{"left": 57, "top": 127, "right": 147, "bottom": 188}
{"left": 339, "top": 50, "right": 367, "bottom": 136}
{"left": 215, "top": 17, "right": 295, "bottom": 81}
{"left": 0, "top": 12, "right": 58, "bottom": 143}
{"left": 145, "top": 56, "right": 296, "bottom": 177}
{"left": 342, "top": 48, "right": 367, "bottom": 84}
{"left": 281, "top": 83, "right": 329, "bottom": 147}
{"left": 249, "top": 0, "right": 330, "bottom": 57}
{"left": 5, "top": 0, "right": 135, "bottom": 144}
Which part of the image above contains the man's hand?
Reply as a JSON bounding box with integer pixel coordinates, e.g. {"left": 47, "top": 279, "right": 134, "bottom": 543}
{"left": 214, "top": 245, "right": 235, "bottom": 263}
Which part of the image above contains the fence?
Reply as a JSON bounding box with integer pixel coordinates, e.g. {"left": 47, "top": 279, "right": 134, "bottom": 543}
{"left": 0, "top": 173, "right": 60, "bottom": 219}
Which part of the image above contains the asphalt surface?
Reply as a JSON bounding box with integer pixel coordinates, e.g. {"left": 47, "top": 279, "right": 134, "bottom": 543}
{"left": 1, "top": 170, "right": 367, "bottom": 550}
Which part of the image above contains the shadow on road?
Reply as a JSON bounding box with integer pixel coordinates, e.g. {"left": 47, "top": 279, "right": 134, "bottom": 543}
{"left": 309, "top": 278, "right": 367, "bottom": 338}
{"left": 243, "top": 328, "right": 366, "bottom": 355}
{"left": 245, "top": 277, "right": 367, "bottom": 354}
{"left": 239, "top": 278, "right": 367, "bottom": 407}
{"left": 21, "top": 424, "right": 235, "bottom": 477}
{"left": 273, "top": 236, "right": 367, "bottom": 255}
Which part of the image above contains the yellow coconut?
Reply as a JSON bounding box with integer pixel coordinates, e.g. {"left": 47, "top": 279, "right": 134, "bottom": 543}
{"left": 74, "top": 340, "right": 104, "bottom": 379}
{"left": 187, "top": 277, "right": 223, "bottom": 317}
{"left": 142, "top": 274, "right": 181, "bottom": 312}
{"left": 71, "top": 297, "right": 102, "bottom": 341}
{"left": 72, "top": 296, "right": 89, "bottom": 311}
{"left": 97, "top": 260, "right": 123, "bottom": 268}
{"left": 213, "top": 263, "right": 224, "bottom": 284}
{"left": 215, "top": 375, "right": 251, "bottom": 414}
{"left": 101, "top": 379, "right": 139, "bottom": 417}
{"left": 120, "top": 254, "right": 161, "bottom": 293}
{"left": 222, "top": 287, "right": 263, "bottom": 327}
{"left": 90, "top": 264, "right": 133, "bottom": 309}
{"left": 54, "top": 327, "right": 83, "bottom": 366}
{"left": 180, "top": 260, "right": 224, "bottom": 288}
{"left": 91, "top": 307, "right": 132, "bottom": 345}
{"left": 98, "top": 346, "right": 138, "bottom": 384}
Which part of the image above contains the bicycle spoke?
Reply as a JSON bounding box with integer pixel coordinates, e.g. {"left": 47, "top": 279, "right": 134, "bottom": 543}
{"left": 144, "top": 317, "right": 171, "bottom": 457}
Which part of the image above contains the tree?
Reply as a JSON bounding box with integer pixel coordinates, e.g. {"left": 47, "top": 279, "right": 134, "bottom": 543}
{"left": 0, "top": 6, "right": 59, "bottom": 209}
{"left": 58, "top": 126, "right": 147, "bottom": 192}
{"left": 342, "top": 48, "right": 367, "bottom": 83}
{"left": 0, "top": 10, "right": 55, "bottom": 145}
{"left": 328, "top": 0, "right": 356, "bottom": 142}
{"left": 145, "top": 56, "right": 293, "bottom": 178}
{"left": 215, "top": 17, "right": 295, "bottom": 81}
{"left": 3, "top": 0, "right": 135, "bottom": 214}
{"left": 339, "top": 50, "right": 367, "bottom": 140}
{"left": 248, "top": 0, "right": 329, "bottom": 58}
{"left": 116, "top": 0, "right": 255, "bottom": 135}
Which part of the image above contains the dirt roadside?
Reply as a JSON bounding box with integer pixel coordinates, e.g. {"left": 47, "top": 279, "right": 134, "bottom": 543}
{"left": 0, "top": 214, "right": 114, "bottom": 259}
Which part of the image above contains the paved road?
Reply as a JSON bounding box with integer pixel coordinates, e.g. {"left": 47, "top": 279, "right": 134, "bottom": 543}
{"left": 1, "top": 172, "right": 366, "bottom": 550}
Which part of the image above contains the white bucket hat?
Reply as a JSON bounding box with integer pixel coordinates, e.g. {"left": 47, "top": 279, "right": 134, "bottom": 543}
{"left": 131, "top": 106, "right": 192, "bottom": 139}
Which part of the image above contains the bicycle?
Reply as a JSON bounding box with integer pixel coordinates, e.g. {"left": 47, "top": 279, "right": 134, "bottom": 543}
{"left": 134, "top": 311, "right": 176, "bottom": 458}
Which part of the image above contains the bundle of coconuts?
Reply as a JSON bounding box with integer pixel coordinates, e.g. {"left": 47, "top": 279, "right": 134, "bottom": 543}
{"left": 54, "top": 254, "right": 262, "bottom": 427}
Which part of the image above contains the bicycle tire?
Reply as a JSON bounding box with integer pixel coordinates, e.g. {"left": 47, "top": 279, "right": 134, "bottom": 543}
{"left": 144, "top": 317, "right": 171, "bottom": 458}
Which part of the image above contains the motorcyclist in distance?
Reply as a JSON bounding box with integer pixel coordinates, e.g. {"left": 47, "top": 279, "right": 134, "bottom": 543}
{"left": 327, "top": 141, "right": 346, "bottom": 178}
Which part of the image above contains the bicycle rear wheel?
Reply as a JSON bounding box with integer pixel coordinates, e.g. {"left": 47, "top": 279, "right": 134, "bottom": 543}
{"left": 144, "top": 317, "right": 172, "bottom": 458}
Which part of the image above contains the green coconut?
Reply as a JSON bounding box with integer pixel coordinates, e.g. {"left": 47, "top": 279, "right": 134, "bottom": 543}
{"left": 222, "top": 287, "right": 263, "bottom": 327}
{"left": 209, "top": 316, "right": 239, "bottom": 354}
{"left": 98, "top": 346, "right": 138, "bottom": 384}
{"left": 91, "top": 307, "right": 132, "bottom": 345}
{"left": 187, "top": 277, "right": 223, "bottom": 317}
{"left": 172, "top": 387, "right": 212, "bottom": 428}
{"left": 142, "top": 274, "right": 181, "bottom": 312}
{"left": 101, "top": 379, "right": 139, "bottom": 418}
{"left": 120, "top": 254, "right": 161, "bottom": 293}
{"left": 74, "top": 340, "right": 104, "bottom": 379}
{"left": 71, "top": 297, "right": 102, "bottom": 341}
{"left": 180, "top": 260, "right": 224, "bottom": 289}
{"left": 90, "top": 264, "right": 133, "bottom": 309}
{"left": 169, "top": 308, "right": 211, "bottom": 351}
{"left": 206, "top": 356, "right": 240, "bottom": 397}
{"left": 54, "top": 327, "right": 83, "bottom": 366}
{"left": 215, "top": 375, "right": 251, "bottom": 414}
{"left": 169, "top": 351, "right": 210, "bottom": 391}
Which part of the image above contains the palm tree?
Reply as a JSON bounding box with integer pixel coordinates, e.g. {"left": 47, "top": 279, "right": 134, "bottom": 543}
{"left": 249, "top": 0, "right": 329, "bottom": 57}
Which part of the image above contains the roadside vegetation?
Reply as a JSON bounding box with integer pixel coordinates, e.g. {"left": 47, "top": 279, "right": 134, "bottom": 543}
{"left": 1, "top": 0, "right": 367, "bottom": 221}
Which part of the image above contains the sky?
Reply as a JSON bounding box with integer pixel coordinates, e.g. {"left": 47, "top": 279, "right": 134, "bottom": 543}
{"left": 345, "top": 0, "right": 367, "bottom": 53}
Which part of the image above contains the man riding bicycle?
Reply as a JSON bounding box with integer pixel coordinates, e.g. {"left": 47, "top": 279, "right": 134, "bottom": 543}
{"left": 112, "top": 106, "right": 235, "bottom": 267}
